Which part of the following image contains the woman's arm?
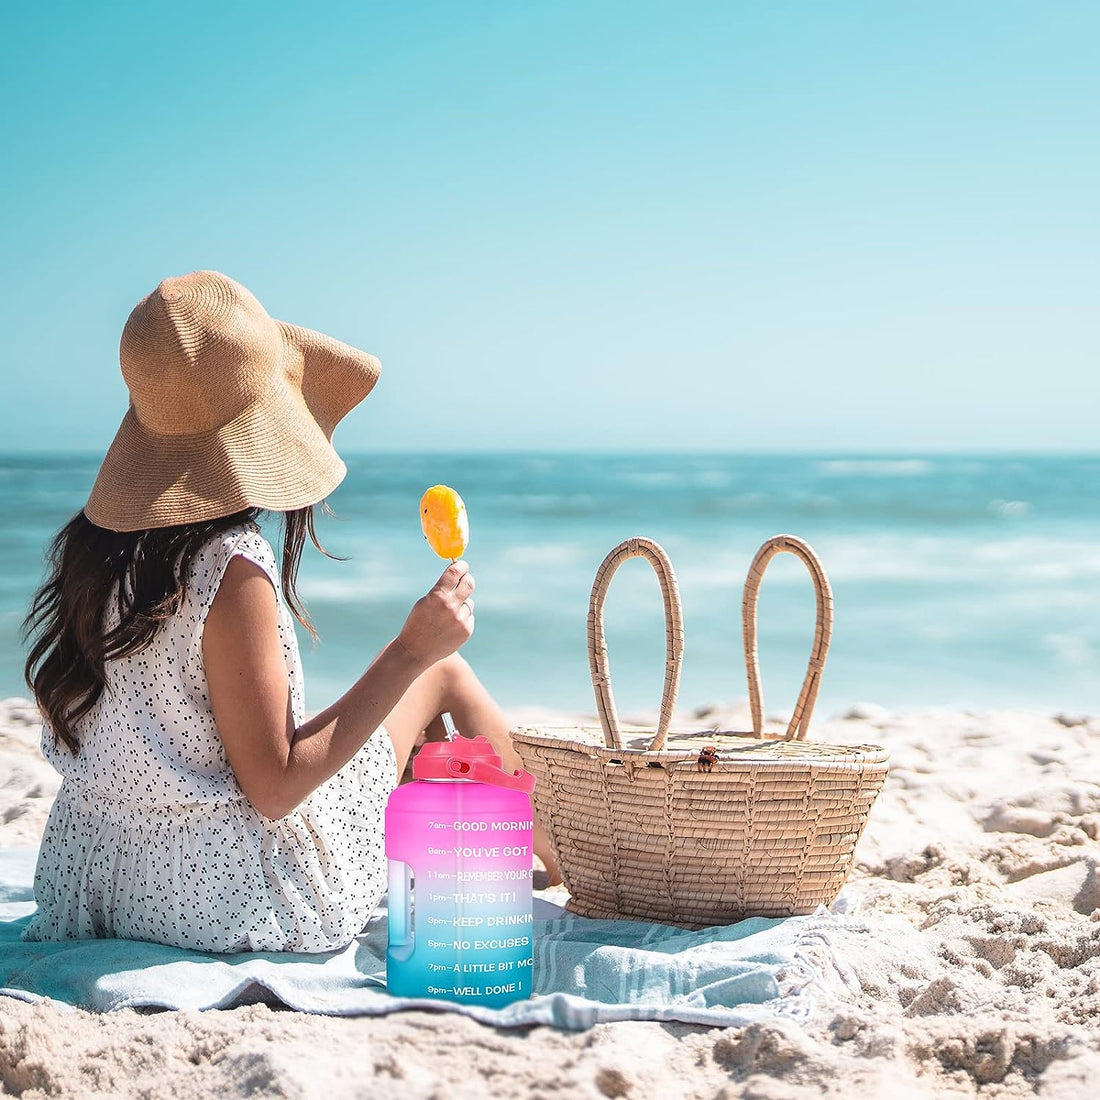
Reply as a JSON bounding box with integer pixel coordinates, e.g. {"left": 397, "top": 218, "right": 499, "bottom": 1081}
{"left": 202, "top": 555, "right": 475, "bottom": 819}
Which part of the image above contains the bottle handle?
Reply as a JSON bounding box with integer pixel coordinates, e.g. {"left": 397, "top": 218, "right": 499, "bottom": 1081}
{"left": 446, "top": 757, "right": 536, "bottom": 793}
{"left": 387, "top": 859, "right": 414, "bottom": 959}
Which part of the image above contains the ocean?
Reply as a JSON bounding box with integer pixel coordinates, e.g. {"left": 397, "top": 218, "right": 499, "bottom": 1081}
{"left": 2, "top": 453, "right": 1097, "bottom": 719}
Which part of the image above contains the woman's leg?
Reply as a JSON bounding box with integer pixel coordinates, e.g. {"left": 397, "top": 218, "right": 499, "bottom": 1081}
{"left": 382, "top": 654, "right": 563, "bottom": 886}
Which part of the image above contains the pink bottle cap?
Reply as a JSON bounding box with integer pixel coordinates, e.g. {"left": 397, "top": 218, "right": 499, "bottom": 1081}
{"left": 413, "top": 733, "right": 536, "bottom": 793}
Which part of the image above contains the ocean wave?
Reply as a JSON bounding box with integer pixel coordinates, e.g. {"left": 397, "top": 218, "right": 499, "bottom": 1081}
{"left": 988, "top": 499, "right": 1032, "bottom": 518}
{"left": 1042, "top": 633, "right": 1097, "bottom": 669}
{"left": 298, "top": 569, "right": 422, "bottom": 603}
{"left": 671, "top": 535, "right": 1100, "bottom": 588}
{"left": 816, "top": 459, "right": 933, "bottom": 477}
{"left": 492, "top": 544, "right": 587, "bottom": 568}
{"left": 499, "top": 493, "right": 601, "bottom": 516}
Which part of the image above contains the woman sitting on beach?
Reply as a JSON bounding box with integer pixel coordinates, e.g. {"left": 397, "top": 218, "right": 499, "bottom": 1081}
{"left": 21, "top": 269, "right": 560, "bottom": 953}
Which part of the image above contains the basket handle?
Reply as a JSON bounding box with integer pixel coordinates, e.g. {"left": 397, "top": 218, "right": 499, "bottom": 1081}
{"left": 587, "top": 537, "right": 684, "bottom": 751}
{"left": 742, "top": 534, "right": 833, "bottom": 742}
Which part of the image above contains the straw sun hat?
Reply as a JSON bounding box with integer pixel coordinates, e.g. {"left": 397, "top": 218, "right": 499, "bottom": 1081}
{"left": 84, "top": 270, "right": 380, "bottom": 532}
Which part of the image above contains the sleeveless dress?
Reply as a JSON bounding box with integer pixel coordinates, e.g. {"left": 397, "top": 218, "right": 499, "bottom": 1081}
{"left": 23, "top": 519, "right": 398, "bottom": 953}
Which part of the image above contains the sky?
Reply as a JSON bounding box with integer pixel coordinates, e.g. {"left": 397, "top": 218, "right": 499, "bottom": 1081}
{"left": 1, "top": 1, "right": 1097, "bottom": 453}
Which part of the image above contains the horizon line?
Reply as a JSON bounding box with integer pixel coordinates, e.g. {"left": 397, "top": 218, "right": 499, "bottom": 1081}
{"left": 1, "top": 447, "right": 1098, "bottom": 460}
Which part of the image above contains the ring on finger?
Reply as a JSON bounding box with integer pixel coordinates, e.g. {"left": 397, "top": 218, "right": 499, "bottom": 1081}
{"left": 462, "top": 597, "right": 475, "bottom": 615}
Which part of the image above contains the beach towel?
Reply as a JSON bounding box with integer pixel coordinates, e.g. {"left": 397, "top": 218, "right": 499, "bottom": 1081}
{"left": 0, "top": 848, "right": 852, "bottom": 1030}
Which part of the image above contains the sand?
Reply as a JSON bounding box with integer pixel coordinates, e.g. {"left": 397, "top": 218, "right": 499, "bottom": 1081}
{"left": 1, "top": 695, "right": 1098, "bottom": 1099}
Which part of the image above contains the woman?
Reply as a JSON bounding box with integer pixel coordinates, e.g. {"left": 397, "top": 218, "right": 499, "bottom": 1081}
{"left": 22, "top": 269, "right": 560, "bottom": 953}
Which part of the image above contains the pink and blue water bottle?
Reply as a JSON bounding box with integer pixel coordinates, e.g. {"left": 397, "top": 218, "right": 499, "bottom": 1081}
{"left": 385, "top": 732, "right": 537, "bottom": 1007}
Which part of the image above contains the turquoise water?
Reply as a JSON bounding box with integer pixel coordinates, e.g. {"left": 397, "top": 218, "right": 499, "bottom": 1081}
{"left": 2, "top": 453, "right": 1097, "bottom": 717}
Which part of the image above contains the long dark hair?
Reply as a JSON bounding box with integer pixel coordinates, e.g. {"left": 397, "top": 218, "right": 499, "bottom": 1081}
{"left": 22, "top": 504, "right": 336, "bottom": 753}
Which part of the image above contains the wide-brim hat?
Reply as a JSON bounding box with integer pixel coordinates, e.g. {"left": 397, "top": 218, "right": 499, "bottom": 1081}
{"left": 84, "top": 270, "right": 380, "bottom": 532}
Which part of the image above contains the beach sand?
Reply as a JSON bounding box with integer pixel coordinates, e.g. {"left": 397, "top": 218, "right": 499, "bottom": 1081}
{"left": 1, "top": 695, "right": 1098, "bottom": 1098}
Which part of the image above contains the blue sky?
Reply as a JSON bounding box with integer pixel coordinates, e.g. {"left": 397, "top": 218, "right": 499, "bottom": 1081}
{"left": 1, "top": 1, "right": 1097, "bottom": 452}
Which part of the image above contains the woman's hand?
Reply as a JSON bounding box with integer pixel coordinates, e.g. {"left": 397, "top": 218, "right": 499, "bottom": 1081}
{"left": 395, "top": 561, "right": 476, "bottom": 670}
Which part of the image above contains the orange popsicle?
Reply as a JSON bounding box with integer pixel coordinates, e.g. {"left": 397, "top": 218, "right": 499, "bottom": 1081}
{"left": 420, "top": 485, "right": 469, "bottom": 560}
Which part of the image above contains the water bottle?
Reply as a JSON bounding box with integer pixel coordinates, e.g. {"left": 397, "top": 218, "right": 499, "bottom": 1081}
{"left": 385, "top": 733, "right": 537, "bottom": 1007}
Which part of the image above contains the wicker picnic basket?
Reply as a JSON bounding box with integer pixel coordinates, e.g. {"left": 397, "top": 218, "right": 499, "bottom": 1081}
{"left": 512, "top": 534, "right": 889, "bottom": 928}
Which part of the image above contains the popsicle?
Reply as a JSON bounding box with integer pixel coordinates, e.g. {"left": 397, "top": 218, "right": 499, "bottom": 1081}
{"left": 419, "top": 485, "right": 471, "bottom": 743}
{"left": 420, "top": 484, "right": 469, "bottom": 561}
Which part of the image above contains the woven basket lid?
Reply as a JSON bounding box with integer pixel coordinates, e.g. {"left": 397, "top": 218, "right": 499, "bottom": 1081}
{"left": 513, "top": 725, "right": 888, "bottom": 765}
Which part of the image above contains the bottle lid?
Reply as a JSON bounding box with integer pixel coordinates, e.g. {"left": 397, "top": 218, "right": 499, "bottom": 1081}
{"left": 413, "top": 733, "right": 536, "bottom": 793}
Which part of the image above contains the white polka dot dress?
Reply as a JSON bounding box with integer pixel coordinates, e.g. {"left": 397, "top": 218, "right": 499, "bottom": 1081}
{"left": 24, "top": 519, "right": 398, "bottom": 953}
